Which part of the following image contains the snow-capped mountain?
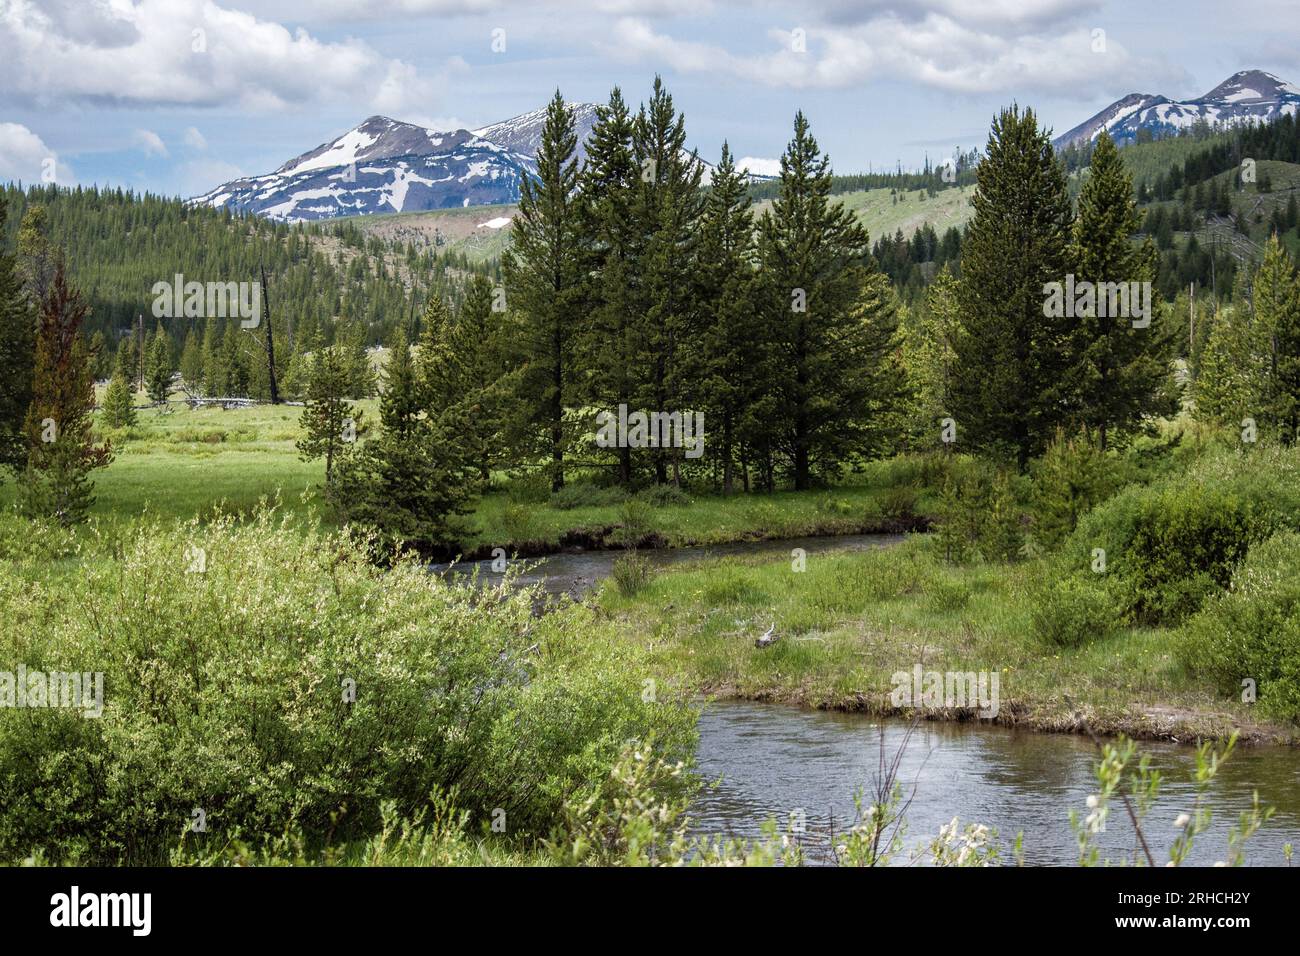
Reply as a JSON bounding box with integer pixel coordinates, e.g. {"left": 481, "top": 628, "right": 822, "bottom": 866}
{"left": 472, "top": 102, "right": 600, "bottom": 165}
{"left": 190, "top": 115, "right": 538, "bottom": 222}
{"left": 191, "top": 103, "right": 770, "bottom": 222}
{"left": 1055, "top": 70, "right": 1300, "bottom": 149}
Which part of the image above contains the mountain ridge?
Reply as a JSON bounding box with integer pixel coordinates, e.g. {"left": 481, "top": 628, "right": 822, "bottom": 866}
{"left": 1055, "top": 69, "right": 1300, "bottom": 149}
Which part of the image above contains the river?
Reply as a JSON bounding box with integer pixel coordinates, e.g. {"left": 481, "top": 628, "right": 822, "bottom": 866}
{"left": 436, "top": 532, "right": 1300, "bottom": 866}
{"left": 691, "top": 700, "right": 1300, "bottom": 866}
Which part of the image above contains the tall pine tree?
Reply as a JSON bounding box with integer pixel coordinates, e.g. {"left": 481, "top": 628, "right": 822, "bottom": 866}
{"left": 1067, "top": 131, "right": 1177, "bottom": 448}
{"left": 501, "top": 90, "right": 584, "bottom": 492}
{"left": 951, "top": 105, "right": 1074, "bottom": 470}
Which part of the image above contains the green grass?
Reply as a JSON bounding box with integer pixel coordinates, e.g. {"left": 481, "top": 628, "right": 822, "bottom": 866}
{"left": 597, "top": 535, "right": 1289, "bottom": 743}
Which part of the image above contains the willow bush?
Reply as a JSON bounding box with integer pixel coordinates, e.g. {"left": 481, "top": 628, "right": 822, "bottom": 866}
{"left": 0, "top": 509, "right": 695, "bottom": 863}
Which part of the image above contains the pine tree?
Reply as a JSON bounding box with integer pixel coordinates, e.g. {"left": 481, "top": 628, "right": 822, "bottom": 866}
{"left": 951, "top": 105, "right": 1074, "bottom": 470}
{"left": 101, "top": 367, "right": 136, "bottom": 429}
{"left": 19, "top": 261, "right": 112, "bottom": 525}
{"left": 1195, "top": 305, "right": 1264, "bottom": 425}
{"left": 578, "top": 86, "right": 640, "bottom": 486}
{"left": 446, "top": 275, "right": 509, "bottom": 480}
{"left": 501, "top": 90, "right": 584, "bottom": 492}
{"left": 380, "top": 319, "right": 420, "bottom": 438}
{"left": 904, "top": 264, "right": 961, "bottom": 447}
{"left": 297, "top": 345, "right": 358, "bottom": 485}
{"left": 179, "top": 328, "right": 204, "bottom": 390}
{"left": 0, "top": 194, "right": 35, "bottom": 473}
{"left": 333, "top": 298, "right": 480, "bottom": 547}
{"left": 1257, "top": 236, "right": 1300, "bottom": 439}
{"left": 756, "top": 111, "right": 900, "bottom": 489}
{"left": 145, "top": 323, "right": 173, "bottom": 403}
{"left": 1067, "top": 131, "right": 1177, "bottom": 448}
{"left": 695, "top": 143, "right": 759, "bottom": 492}
{"left": 336, "top": 309, "right": 376, "bottom": 399}
{"left": 630, "top": 77, "right": 704, "bottom": 485}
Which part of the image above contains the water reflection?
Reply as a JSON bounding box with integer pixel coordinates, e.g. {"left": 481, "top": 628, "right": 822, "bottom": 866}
{"left": 691, "top": 701, "right": 1300, "bottom": 866}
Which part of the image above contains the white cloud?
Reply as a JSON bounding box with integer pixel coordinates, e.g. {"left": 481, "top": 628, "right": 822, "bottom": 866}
{"left": 0, "top": 122, "right": 72, "bottom": 184}
{"left": 173, "top": 157, "right": 244, "bottom": 198}
{"left": 0, "top": 0, "right": 447, "bottom": 113}
{"left": 133, "top": 128, "right": 168, "bottom": 157}
{"left": 607, "top": 13, "right": 1175, "bottom": 98}
{"left": 736, "top": 155, "right": 781, "bottom": 176}
{"left": 183, "top": 126, "right": 208, "bottom": 150}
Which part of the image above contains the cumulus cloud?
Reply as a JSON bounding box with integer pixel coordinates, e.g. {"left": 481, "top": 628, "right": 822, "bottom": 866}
{"left": 606, "top": 12, "right": 1177, "bottom": 98}
{"left": 0, "top": 122, "right": 72, "bottom": 184}
{"left": 0, "top": 0, "right": 447, "bottom": 114}
{"left": 736, "top": 155, "right": 781, "bottom": 176}
{"left": 133, "top": 128, "right": 168, "bottom": 157}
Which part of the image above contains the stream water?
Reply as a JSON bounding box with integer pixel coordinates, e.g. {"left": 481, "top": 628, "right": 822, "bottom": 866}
{"left": 436, "top": 532, "right": 1300, "bottom": 866}
{"left": 691, "top": 701, "right": 1300, "bottom": 866}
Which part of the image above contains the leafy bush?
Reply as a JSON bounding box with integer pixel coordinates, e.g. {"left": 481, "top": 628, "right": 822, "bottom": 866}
{"left": 1031, "top": 428, "right": 1118, "bottom": 549}
{"left": 499, "top": 502, "right": 539, "bottom": 543}
{"left": 1067, "top": 480, "right": 1270, "bottom": 625}
{"left": 1030, "top": 574, "right": 1121, "bottom": 647}
{"left": 926, "top": 575, "right": 971, "bottom": 613}
{"left": 637, "top": 485, "right": 691, "bottom": 508}
{"left": 611, "top": 550, "right": 653, "bottom": 597}
{"left": 935, "top": 466, "right": 1023, "bottom": 563}
{"left": 618, "top": 499, "right": 654, "bottom": 547}
{"left": 548, "top": 481, "right": 628, "bottom": 511}
{"left": 0, "top": 511, "right": 695, "bottom": 864}
{"left": 880, "top": 484, "right": 919, "bottom": 522}
{"left": 1179, "top": 532, "right": 1300, "bottom": 721}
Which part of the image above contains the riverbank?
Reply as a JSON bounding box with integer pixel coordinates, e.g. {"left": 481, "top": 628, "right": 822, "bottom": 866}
{"left": 597, "top": 535, "right": 1300, "bottom": 747}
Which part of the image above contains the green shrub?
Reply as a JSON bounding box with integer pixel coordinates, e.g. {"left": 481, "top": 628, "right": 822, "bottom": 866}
{"left": 926, "top": 575, "right": 971, "bottom": 613}
{"left": 1068, "top": 479, "right": 1271, "bottom": 625}
{"left": 637, "top": 485, "right": 691, "bottom": 508}
{"left": 611, "top": 550, "right": 653, "bottom": 597}
{"left": 1179, "top": 531, "right": 1300, "bottom": 721}
{"left": 880, "top": 484, "right": 919, "bottom": 522}
{"left": 1031, "top": 428, "right": 1118, "bottom": 549}
{"left": 1030, "top": 574, "right": 1121, "bottom": 647}
{"left": 618, "top": 499, "right": 654, "bottom": 547}
{"left": 499, "top": 502, "right": 538, "bottom": 543}
{"left": 0, "top": 511, "right": 695, "bottom": 863}
{"left": 548, "top": 481, "right": 628, "bottom": 511}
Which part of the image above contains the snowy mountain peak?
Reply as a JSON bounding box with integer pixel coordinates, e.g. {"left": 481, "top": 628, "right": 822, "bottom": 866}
{"left": 473, "top": 102, "right": 601, "bottom": 164}
{"left": 1055, "top": 68, "right": 1300, "bottom": 149}
{"left": 1202, "top": 70, "right": 1300, "bottom": 104}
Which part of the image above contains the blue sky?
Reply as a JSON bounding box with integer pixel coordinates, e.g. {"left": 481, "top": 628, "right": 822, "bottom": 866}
{"left": 1, "top": 0, "right": 1298, "bottom": 199}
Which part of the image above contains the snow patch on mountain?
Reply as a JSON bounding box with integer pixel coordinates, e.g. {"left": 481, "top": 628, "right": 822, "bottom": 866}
{"left": 1055, "top": 70, "right": 1300, "bottom": 149}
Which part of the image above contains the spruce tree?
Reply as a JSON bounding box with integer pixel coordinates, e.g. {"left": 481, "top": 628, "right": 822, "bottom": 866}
{"left": 904, "top": 264, "right": 961, "bottom": 447}
{"left": 696, "top": 143, "right": 760, "bottom": 492}
{"left": 951, "top": 105, "right": 1074, "bottom": 469}
{"left": 501, "top": 90, "right": 584, "bottom": 492}
{"left": 101, "top": 367, "right": 136, "bottom": 428}
{"left": 630, "top": 77, "right": 704, "bottom": 485}
{"left": 145, "top": 323, "right": 173, "bottom": 403}
{"left": 19, "top": 261, "right": 112, "bottom": 525}
{"left": 1257, "top": 236, "right": 1300, "bottom": 439}
{"left": 179, "top": 328, "right": 204, "bottom": 390}
{"left": 756, "top": 111, "right": 899, "bottom": 489}
{"left": 578, "top": 86, "right": 640, "bottom": 486}
{"left": 0, "top": 194, "right": 35, "bottom": 473}
{"left": 297, "top": 345, "right": 358, "bottom": 485}
{"left": 1067, "top": 131, "right": 1178, "bottom": 448}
